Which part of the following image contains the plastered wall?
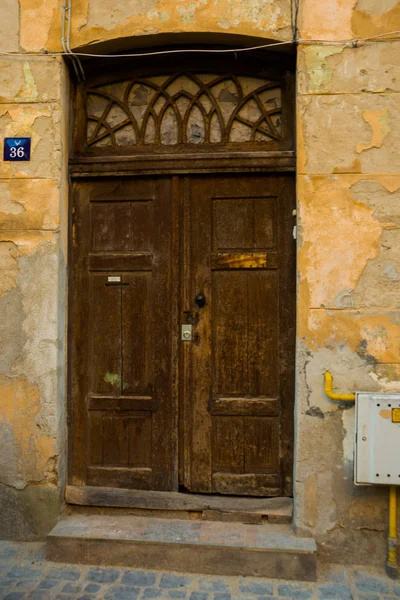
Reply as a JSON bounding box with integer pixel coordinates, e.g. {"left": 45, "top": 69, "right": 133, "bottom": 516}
{"left": 295, "top": 0, "right": 400, "bottom": 563}
{"left": 0, "top": 0, "right": 400, "bottom": 560}
{"left": 0, "top": 10, "right": 69, "bottom": 533}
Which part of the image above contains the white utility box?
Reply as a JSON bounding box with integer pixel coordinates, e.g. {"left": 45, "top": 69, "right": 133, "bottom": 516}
{"left": 355, "top": 393, "right": 400, "bottom": 486}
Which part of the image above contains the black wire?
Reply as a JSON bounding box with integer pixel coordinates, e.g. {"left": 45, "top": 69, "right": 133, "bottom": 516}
{"left": 292, "top": 0, "right": 300, "bottom": 43}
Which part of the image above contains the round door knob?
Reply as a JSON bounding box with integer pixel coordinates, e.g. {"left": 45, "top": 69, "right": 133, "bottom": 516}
{"left": 195, "top": 292, "right": 206, "bottom": 308}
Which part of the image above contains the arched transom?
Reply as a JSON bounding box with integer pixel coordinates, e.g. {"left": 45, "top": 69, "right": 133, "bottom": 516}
{"left": 85, "top": 72, "right": 282, "bottom": 148}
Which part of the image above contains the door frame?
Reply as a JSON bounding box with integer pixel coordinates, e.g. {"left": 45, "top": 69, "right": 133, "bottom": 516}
{"left": 67, "top": 49, "right": 296, "bottom": 502}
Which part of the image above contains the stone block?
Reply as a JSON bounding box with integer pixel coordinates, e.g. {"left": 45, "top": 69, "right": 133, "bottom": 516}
{"left": 0, "top": 484, "right": 60, "bottom": 540}
{"left": 46, "top": 566, "right": 81, "bottom": 581}
{"left": 121, "top": 571, "right": 157, "bottom": 587}
{"left": 239, "top": 580, "right": 274, "bottom": 595}
{"left": 143, "top": 589, "right": 164, "bottom": 599}
{"left": 298, "top": 0, "right": 354, "bottom": 40}
{"left": 0, "top": 0, "right": 19, "bottom": 53}
{"left": 0, "top": 179, "right": 60, "bottom": 231}
{"left": 86, "top": 568, "right": 120, "bottom": 584}
{"left": 19, "top": 0, "right": 62, "bottom": 52}
{"left": 298, "top": 94, "right": 400, "bottom": 175}
{"left": 160, "top": 575, "right": 192, "bottom": 589}
{"left": 278, "top": 583, "right": 313, "bottom": 599}
{"left": 298, "top": 44, "right": 400, "bottom": 95}
{"left": 104, "top": 587, "right": 140, "bottom": 600}
{"left": 355, "top": 573, "right": 390, "bottom": 594}
{"left": 317, "top": 583, "right": 353, "bottom": 599}
{"left": 0, "top": 58, "right": 62, "bottom": 104}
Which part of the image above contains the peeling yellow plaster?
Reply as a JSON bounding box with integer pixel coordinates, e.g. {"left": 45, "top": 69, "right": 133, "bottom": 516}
{"left": 20, "top": 0, "right": 61, "bottom": 52}
{"left": 303, "top": 310, "right": 400, "bottom": 364}
{"left": 299, "top": 0, "right": 357, "bottom": 40}
{"left": 0, "top": 375, "right": 57, "bottom": 485}
{"left": 298, "top": 175, "right": 382, "bottom": 308}
{"left": 352, "top": 1, "right": 400, "bottom": 38}
{"left": 68, "top": 0, "right": 292, "bottom": 50}
{"left": 301, "top": 46, "right": 344, "bottom": 93}
{"left": 0, "top": 231, "right": 55, "bottom": 297}
{"left": 0, "top": 180, "right": 60, "bottom": 231}
{"left": 15, "top": 63, "right": 38, "bottom": 102}
{"left": 356, "top": 109, "right": 390, "bottom": 154}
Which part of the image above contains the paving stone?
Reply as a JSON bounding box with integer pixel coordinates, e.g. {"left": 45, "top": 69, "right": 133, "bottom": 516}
{"left": 318, "top": 583, "right": 353, "bottom": 599}
{"left": 239, "top": 580, "right": 274, "bottom": 596}
{"left": 160, "top": 574, "right": 192, "bottom": 589}
{"left": 7, "top": 566, "right": 41, "bottom": 580}
{"left": 3, "top": 593, "right": 26, "bottom": 600}
{"left": 0, "top": 579, "right": 13, "bottom": 586}
{"left": 199, "top": 578, "right": 230, "bottom": 592}
{"left": 77, "top": 596, "right": 97, "bottom": 600}
{"left": 84, "top": 583, "right": 102, "bottom": 593}
{"left": 15, "top": 581, "right": 35, "bottom": 590}
{"left": 86, "top": 568, "right": 120, "bottom": 584}
{"left": 0, "top": 548, "right": 18, "bottom": 560}
{"left": 121, "top": 571, "right": 157, "bottom": 587}
{"left": 61, "top": 582, "right": 84, "bottom": 593}
{"left": 142, "top": 589, "right": 165, "bottom": 599}
{"left": 168, "top": 592, "right": 187, "bottom": 599}
{"left": 394, "top": 586, "right": 400, "bottom": 597}
{"left": 355, "top": 574, "right": 390, "bottom": 595}
{"left": 322, "top": 568, "right": 349, "bottom": 584}
{"left": 103, "top": 586, "right": 140, "bottom": 600}
{"left": 37, "top": 580, "right": 59, "bottom": 590}
{"left": 359, "top": 594, "right": 381, "bottom": 600}
{"left": 190, "top": 593, "right": 209, "bottom": 600}
{"left": 278, "top": 583, "right": 313, "bottom": 599}
{"left": 46, "top": 567, "right": 81, "bottom": 581}
{"left": 213, "top": 594, "right": 231, "bottom": 600}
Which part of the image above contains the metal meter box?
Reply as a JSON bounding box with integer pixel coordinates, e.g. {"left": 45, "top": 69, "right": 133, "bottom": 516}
{"left": 355, "top": 393, "right": 400, "bottom": 486}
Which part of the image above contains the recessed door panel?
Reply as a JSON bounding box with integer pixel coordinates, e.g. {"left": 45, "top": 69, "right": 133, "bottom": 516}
{"left": 70, "top": 178, "right": 176, "bottom": 491}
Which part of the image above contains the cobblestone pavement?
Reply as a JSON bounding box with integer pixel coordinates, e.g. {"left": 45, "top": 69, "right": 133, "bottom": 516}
{"left": 0, "top": 541, "right": 399, "bottom": 600}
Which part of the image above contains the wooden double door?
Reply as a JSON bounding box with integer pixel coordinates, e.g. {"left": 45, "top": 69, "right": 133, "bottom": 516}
{"left": 69, "top": 173, "right": 295, "bottom": 497}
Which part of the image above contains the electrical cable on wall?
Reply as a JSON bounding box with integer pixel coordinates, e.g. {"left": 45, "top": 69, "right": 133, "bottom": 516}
{"left": 2, "top": 29, "right": 400, "bottom": 61}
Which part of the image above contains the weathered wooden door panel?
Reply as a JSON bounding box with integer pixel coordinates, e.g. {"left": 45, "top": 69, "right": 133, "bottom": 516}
{"left": 70, "top": 178, "right": 177, "bottom": 490}
{"left": 183, "top": 175, "right": 295, "bottom": 497}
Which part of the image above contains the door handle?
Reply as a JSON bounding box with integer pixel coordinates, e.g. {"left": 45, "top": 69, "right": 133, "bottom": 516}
{"left": 195, "top": 292, "right": 206, "bottom": 308}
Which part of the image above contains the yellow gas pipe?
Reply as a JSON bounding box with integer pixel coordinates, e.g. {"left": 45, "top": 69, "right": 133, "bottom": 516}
{"left": 324, "top": 371, "right": 355, "bottom": 402}
{"left": 387, "top": 485, "right": 398, "bottom": 578}
{"left": 323, "top": 372, "right": 398, "bottom": 577}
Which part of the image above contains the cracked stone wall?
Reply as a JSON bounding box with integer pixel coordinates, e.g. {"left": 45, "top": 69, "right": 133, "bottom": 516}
{"left": 295, "top": 0, "right": 400, "bottom": 564}
{"left": 0, "top": 47, "right": 69, "bottom": 537}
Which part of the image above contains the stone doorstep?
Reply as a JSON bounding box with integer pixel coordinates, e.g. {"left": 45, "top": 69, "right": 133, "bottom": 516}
{"left": 65, "top": 487, "right": 293, "bottom": 525}
{"left": 46, "top": 513, "right": 317, "bottom": 582}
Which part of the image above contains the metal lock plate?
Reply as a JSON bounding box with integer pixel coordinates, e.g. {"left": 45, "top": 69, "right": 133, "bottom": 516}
{"left": 181, "top": 324, "right": 192, "bottom": 341}
{"left": 392, "top": 408, "right": 400, "bottom": 423}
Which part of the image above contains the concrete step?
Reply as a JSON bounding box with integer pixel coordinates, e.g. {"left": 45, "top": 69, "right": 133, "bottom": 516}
{"left": 46, "top": 513, "right": 317, "bottom": 581}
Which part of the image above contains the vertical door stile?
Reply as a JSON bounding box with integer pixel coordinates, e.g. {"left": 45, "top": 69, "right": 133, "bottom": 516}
{"left": 180, "top": 176, "right": 193, "bottom": 490}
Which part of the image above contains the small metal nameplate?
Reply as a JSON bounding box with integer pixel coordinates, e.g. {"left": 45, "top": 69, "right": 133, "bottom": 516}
{"left": 4, "top": 138, "right": 31, "bottom": 161}
{"left": 108, "top": 276, "right": 121, "bottom": 282}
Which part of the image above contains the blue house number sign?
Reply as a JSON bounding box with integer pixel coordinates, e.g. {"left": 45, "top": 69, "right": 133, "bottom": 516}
{"left": 4, "top": 138, "right": 31, "bottom": 161}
